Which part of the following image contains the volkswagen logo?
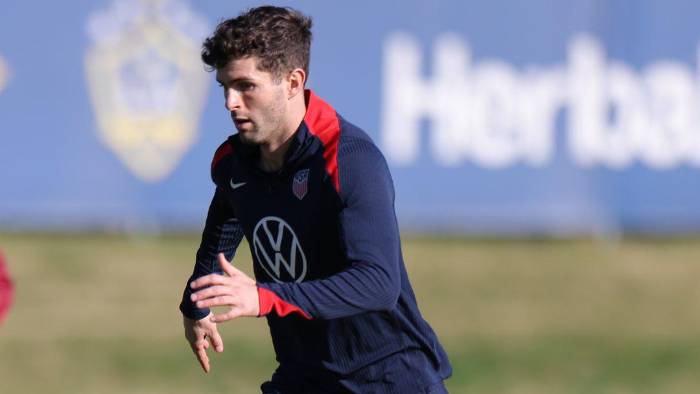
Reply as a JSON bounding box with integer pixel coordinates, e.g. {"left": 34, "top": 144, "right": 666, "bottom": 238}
{"left": 252, "top": 216, "right": 307, "bottom": 283}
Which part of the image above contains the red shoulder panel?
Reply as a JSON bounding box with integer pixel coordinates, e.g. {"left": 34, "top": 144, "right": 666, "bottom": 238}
{"left": 211, "top": 142, "right": 233, "bottom": 173}
{"left": 304, "top": 90, "right": 341, "bottom": 193}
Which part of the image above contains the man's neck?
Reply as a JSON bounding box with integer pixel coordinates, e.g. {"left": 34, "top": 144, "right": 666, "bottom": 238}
{"left": 259, "top": 135, "right": 294, "bottom": 173}
{"left": 259, "top": 93, "right": 307, "bottom": 173}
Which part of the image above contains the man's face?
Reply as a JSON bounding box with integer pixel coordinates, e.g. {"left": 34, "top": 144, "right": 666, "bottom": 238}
{"left": 216, "top": 57, "right": 289, "bottom": 145}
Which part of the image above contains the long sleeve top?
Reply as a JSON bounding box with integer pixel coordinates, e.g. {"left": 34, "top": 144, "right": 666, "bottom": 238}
{"left": 180, "top": 90, "right": 451, "bottom": 392}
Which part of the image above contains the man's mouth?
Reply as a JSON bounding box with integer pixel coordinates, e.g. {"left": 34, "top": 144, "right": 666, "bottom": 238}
{"left": 234, "top": 118, "right": 252, "bottom": 128}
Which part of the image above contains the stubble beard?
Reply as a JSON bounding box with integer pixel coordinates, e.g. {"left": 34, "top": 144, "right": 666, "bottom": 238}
{"left": 238, "top": 91, "right": 288, "bottom": 148}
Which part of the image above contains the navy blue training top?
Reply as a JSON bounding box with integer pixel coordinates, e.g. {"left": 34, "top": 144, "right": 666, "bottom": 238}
{"left": 180, "top": 90, "right": 451, "bottom": 392}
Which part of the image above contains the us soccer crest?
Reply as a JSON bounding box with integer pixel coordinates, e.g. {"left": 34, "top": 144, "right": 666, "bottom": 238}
{"left": 293, "top": 169, "right": 310, "bottom": 200}
{"left": 84, "top": 0, "right": 210, "bottom": 182}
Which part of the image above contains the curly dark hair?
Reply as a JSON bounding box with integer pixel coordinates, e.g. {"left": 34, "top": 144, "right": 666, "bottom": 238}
{"left": 202, "top": 6, "right": 312, "bottom": 81}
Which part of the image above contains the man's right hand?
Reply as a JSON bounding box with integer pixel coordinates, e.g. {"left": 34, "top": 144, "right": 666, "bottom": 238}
{"left": 183, "top": 312, "right": 224, "bottom": 373}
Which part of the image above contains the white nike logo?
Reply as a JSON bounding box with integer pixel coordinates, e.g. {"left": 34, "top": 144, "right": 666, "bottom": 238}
{"left": 230, "top": 179, "right": 247, "bottom": 189}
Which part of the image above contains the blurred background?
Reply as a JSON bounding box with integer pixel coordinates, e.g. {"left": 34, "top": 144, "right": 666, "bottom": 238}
{"left": 2, "top": 0, "right": 700, "bottom": 393}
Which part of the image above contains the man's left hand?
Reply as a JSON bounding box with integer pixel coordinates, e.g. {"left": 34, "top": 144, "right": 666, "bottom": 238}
{"left": 190, "top": 253, "right": 260, "bottom": 321}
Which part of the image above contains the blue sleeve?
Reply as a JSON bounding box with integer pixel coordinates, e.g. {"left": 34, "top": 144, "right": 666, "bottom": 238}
{"left": 180, "top": 186, "right": 245, "bottom": 320}
{"left": 258, "top": 139, "right": 401, "bottom": 319}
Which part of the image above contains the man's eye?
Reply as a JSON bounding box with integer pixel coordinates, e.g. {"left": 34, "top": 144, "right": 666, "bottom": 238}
{"left": 239, "top": 83, "right": 255, "bottom": 91}
{"left": 217, "top": 82, "right": 224, "bottom": 88}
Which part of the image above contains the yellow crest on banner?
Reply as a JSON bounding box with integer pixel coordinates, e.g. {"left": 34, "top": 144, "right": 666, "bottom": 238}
{"left": 85, "top": 0, "right": 210, "bottom": 182}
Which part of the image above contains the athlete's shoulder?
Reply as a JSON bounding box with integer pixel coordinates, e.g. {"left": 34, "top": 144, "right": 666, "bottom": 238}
{"left": 210, "top": 135, "right": 238, "bottom": 181}
{"left": 303, "top": 91, "right": 389, "bottom": 192}
{"left": 337, "top": 117, "right": 384, "bottom": 162}
{"left": 336, "top": 117, "right": 393, "bottom": 198}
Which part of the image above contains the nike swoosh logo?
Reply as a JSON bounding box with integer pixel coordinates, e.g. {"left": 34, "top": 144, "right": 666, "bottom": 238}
{"left": 230, "top": 179, "right": 247, "bottom": 189}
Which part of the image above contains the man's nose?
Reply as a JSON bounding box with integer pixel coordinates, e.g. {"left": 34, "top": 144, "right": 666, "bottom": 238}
{"left": 225, "top": 90, "right": 242, "bottom": 111}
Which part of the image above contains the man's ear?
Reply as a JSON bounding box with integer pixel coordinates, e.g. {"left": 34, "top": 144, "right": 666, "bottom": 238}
{"left": 287, "top": 68, "right": 306, "bottom": 99}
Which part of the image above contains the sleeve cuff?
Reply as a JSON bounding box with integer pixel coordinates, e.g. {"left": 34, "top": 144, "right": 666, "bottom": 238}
{"left": 179, "top": 301, "right": 210, "bottom": 321}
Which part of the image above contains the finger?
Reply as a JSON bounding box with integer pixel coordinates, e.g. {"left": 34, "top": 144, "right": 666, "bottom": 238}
{"left": 190, "top": 273, "right": 230, "bottom": 289}
{"left": 218, "top": 253, "right": 237, "bottom": 276}
{"left": 191, "top": 285, "right": 230, "bottom": 302}
{"left": 196, "top": 295, "right": 236, "bottom": 309}
{"left": 209, "top": 328, "right": 225, "bottom": 353}
{"left": 217, "top": 255, "right": 253, "bottom": 284}
{"left": 194, "top": 337, "right": 210, "bottom": 351}
{"left": 195, "top": 347, "right": 210, "bottom": 373}
{"left": 187, "top": 328, "right": 208, "bottom": 351}
{"left": 211, "top": 308, "right": 244, "bottom": 323}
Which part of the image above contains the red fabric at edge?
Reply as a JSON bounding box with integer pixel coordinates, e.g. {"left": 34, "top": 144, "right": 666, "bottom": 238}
{"left": 258, "top": 287, "right": 312, "bottom": 320}
{"left": 0, "top": 251, "right": 14, "bottom": 324}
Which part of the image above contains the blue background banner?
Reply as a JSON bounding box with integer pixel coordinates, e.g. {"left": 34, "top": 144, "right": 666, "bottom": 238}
{"left": 1, "top": 0, "right": 699, "bottom": 234}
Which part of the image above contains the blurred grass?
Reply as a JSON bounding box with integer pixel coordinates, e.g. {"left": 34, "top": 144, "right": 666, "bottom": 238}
{"left": 1, "top": 233, "right": 700, "bottom": 393}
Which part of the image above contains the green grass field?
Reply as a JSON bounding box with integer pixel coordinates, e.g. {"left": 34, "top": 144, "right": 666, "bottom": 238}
{"left": 2, "top": 233, "right": 700, "bottom": 393}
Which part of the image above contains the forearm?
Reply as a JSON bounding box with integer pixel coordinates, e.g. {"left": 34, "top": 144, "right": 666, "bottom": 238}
{"left": 180, "top": 188, "right": 244, "bottom": 319}
{"left": 258, "top": 259, "right": 400, "bottom": 320}
{"left": 180, "top": 233, "right": 243, "bottom": 319}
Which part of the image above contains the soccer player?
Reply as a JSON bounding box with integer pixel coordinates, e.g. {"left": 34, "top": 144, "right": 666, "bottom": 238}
{"left": 180, "top": 6, "right": 452, "bottom": 393}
